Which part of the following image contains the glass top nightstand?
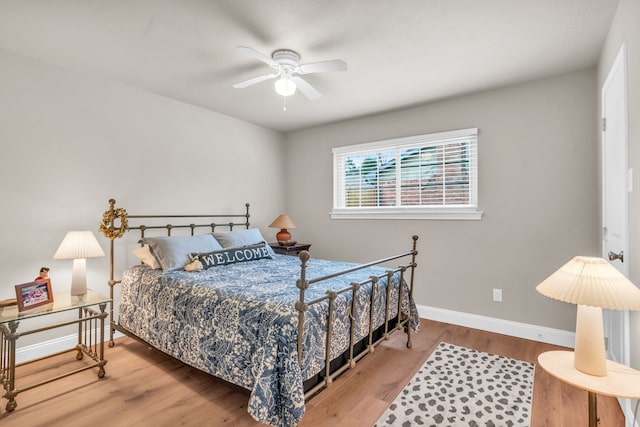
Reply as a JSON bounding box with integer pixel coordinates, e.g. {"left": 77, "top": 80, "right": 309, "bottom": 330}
{"left": 0, "top": 290, "right": 111, "bottom": 324}
{"left": 0, "top": 289, "right": 111, "bottom": 412}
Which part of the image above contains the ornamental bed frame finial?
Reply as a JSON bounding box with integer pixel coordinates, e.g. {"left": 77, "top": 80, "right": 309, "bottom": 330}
{"left": 99, "top": 198, "right": 129, "bottom": 240}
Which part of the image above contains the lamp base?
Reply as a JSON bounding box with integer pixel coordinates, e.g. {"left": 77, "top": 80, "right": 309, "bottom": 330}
{"left": 574, "top": 304, "right": 607, "bottom": 376}
{"left": 70, "top": 258, "right": 88, "bottom": 296}
{"left": 276, "top": 229, "right": 291, "bottom": 243}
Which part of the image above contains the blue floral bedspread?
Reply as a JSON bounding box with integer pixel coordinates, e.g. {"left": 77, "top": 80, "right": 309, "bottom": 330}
{"left": 118, "top": 254, "right": 419, "bottom": 426}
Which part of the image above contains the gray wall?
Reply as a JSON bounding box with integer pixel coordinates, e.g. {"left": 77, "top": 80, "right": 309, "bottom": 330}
{"left": 285, "top": 69, "right": 599, "bottom": 332}
{"left": 598, "top": 0, "right": 640, "bottom": 370}
{"left": 0, "top": 50, "right": 286, "bottom": 345}
{"left": 0, "top": 43, "right": 605, "bottom": 347}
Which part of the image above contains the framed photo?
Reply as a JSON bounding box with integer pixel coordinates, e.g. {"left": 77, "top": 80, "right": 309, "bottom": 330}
{"left": 15, "top": 278, "right": 54, "bottom": 311}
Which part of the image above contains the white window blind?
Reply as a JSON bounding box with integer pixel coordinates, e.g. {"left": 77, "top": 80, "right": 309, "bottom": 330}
{"left": 332, "top": 128, "right": 481, "bottom": 220}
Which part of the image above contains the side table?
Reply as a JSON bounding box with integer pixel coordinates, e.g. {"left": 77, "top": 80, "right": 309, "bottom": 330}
{"left": 269, "top": 242, "right": 311, "bottom": 256}
{"left": 0, "top": 289, "right": 110, "bottom": 412}
{"left": 538, "top": 350, "right": 640, "bottom": 427}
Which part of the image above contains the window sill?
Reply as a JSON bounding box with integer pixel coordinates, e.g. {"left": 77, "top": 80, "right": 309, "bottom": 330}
{"left": 330, "top": 207, "right": 483, "bottom": 220}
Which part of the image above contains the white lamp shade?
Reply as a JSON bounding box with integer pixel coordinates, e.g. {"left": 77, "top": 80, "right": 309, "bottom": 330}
{"left": 537, "top": 255, "right": 640, "bottom": 376}
{"left": 536, "top": 256, "right": 640, "bottom": 310}
{"left": 53, "top": 230, "right": 104, "bottom": 296}
{"left": 54, "top": 231, "right": 105, "bottom": 260}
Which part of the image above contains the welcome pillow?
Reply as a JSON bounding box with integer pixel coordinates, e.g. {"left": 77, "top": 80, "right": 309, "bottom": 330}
{"left": 189, "top": 242, "right": 273, "bottom": 270}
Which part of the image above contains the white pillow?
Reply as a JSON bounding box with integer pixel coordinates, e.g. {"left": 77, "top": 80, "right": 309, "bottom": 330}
{"left": 132, "top": 246, "right": 161, "bottom": 270}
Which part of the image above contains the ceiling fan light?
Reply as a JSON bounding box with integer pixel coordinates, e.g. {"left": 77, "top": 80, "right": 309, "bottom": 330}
{"left": 274, "top": 76, "right": 296, "bottom": 96}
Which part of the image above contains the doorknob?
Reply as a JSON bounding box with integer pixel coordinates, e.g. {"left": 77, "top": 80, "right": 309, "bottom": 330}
{"left": 608, "top": 251, "right": 624, "bottom": 263}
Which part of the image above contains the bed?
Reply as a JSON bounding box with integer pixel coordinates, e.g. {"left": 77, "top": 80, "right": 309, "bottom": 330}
{"left": 99, "top": 199, "right": 419, "bottom": 426}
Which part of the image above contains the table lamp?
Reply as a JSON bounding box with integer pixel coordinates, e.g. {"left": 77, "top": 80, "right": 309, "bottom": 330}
{"left": 269, "top": 214, "right": 296, "bottom": 243}
{"left": 537, "top": 256, "right": 640, "bottom": 376}
{"left": 53, "top": 230, "right": 105, "bottom": 295}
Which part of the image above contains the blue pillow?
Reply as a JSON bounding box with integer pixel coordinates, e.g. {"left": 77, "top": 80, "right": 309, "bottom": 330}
{"left": 213, "top": 228, "right": 276, "bottom": 256}
{"left": 143, "top": 234, "right": 223, "bottom": 272}
{"left": 191, "top": 242, "right": 273, "bottom": 269}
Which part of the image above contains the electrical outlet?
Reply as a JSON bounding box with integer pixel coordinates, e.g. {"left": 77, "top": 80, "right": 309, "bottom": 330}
{"left": 492, "top": 288, "right": 502, "bottom": 302}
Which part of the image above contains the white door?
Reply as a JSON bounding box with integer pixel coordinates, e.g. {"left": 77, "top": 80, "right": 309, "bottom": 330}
{"left": 601, "top": 44, "right": 629, "bottom": 366}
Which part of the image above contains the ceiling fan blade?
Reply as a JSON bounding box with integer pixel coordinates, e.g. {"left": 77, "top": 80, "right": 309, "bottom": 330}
{"left": 233, "top": 73, "right": 278, "bottom": 88}
{"left": 298, "top": 59, "right": 347, "bottom": 74}
{"left": 292, "top": 76, "right": 322, "bottom": 100}
{"left": 236, "top": 46, "right": 278, "bottom": 68}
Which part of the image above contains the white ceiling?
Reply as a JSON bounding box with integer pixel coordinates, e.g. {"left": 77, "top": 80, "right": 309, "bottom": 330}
{"left": 0, "top": 0, "right": 618, "bottom": 133}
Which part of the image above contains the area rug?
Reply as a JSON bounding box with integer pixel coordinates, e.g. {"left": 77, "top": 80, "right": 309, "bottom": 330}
{"left": 373, "top": 342, "right": 534, "bottom": 426}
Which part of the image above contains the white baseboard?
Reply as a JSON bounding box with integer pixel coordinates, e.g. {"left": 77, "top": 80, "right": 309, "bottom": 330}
{"left": 16, "top": 330, "right": 124, "bottom": 364}
{"left": 418, "top": 304, "right": 575, "bottom": 348}
{"left": 16, "top": 334, "right": 79, "bottom": 364}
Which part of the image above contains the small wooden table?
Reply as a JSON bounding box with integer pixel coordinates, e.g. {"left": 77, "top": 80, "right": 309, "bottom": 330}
{"left": 538, "top": 350, "right": 640, "bottom": 427}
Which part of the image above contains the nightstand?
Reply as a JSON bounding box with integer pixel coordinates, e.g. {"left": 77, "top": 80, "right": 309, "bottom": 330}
{"left": 538, "top": 350, "right": 640, "bottom": 427}
{"left": 269, "top": 243, "right": 311, "bottom": 256}
{"left": 0, "top": 290, "right": 110, "bottom": 412}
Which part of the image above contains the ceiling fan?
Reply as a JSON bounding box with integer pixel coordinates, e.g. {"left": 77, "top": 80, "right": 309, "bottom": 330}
{"left": 232, "top": 46, "right": 347, "bottom": 101}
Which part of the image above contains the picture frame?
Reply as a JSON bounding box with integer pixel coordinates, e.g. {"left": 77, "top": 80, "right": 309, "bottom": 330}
{"left": 15, "top": 278, "right": 54, "bottom": 311}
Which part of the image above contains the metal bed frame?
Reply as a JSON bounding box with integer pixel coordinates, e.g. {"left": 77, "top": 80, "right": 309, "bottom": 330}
{"left": 99, "top": 198, "right": 418, "bottom": 400}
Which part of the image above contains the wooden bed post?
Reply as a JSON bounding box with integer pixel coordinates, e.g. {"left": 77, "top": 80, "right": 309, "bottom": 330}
{"left": 295, "top": 251, "right": 310, "bottom": 365}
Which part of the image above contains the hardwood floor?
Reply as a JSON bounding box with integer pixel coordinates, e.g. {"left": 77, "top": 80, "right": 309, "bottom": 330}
{"left": 0, "top": 319, "right": 625, "bottom": 426}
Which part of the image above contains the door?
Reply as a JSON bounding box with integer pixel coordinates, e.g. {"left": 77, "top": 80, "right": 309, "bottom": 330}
{"left": 601, "top": 44, "right": 629, "bottom": 366}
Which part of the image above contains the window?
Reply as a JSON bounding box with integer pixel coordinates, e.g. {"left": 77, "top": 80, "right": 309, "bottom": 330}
{"left": 332, "top": 128, "right": 482, "bottom": 220}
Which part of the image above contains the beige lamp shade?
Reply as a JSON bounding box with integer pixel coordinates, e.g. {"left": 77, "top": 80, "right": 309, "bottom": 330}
{"left": 269, "top": 215, "right": 296, "bottom": 230}
{"left": 537, "top": 256, "right": 640, "bottom": 377}
{"left": 269, "top": 215, "right": 296, "bottom": 243}
{"left": 54, "top": 231, "right": 105, "bottom": 296}
{"left": 536, "top": 256, "right": 640, "bottom": 310}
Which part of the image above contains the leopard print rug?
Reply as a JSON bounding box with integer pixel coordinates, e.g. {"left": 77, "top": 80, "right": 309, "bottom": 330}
{"left": 374, "top": 342, "right": 534, "bottom": 426}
